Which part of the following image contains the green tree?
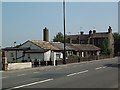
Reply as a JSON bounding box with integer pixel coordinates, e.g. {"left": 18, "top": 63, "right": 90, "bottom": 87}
{"left": 113, "top": 33, "right": 120, "bottom": 56}
{"left": 53, "top": 32, "right": 64, "bottom": 43}
{"left": 100, "top": 38, "right": 111, "bottom": 55}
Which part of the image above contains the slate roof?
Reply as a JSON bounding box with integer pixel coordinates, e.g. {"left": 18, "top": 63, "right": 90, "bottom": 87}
{"left": 24, "top": 49, "right": 49, "bottom": 53}
{"left": 91, "top": 32, "right": 109, "bottom": 38}
{"left": 71, "top": 44, "right": 100, "bottom": 51}
{"left": 2, "top": 47, "right": 30, "bottom": 51}
{"left": 66, "top": 32, "right": 109, "bottom": 40}
{"left": 31, "top": 40, "right": 59, "bottom": 50}
{"left": 31, "top": 40, "right": 100, "bottom": 51}
{"left": 50, "top": 42, "right": 74, "bottom": 51}
{"left": 3, "top": 40, "right": 100, "bottom": 52}
{"left": 66, "top": 34, "right": 89, "bottom": 40}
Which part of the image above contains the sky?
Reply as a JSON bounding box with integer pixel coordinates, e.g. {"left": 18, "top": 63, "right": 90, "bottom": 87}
{"left": 0, "top": 2, "right": 2, "bottom": 48}
{"left": 2, "top": 1, "right": 118, "bottom": 47}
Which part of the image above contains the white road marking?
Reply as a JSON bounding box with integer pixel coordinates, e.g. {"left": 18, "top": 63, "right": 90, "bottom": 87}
{"left": 33, "top": 72, "right": 39, "bottom": 74}
{"left": 6, "top": 79, "right": 53, "bottom": 90}
{"left": 102, "top": 66, "right": 107, "bottom": 68}
{"left": 67, "top": 73, "right": 77, "bottom": 77}
{"left": 17, "top": 74, "right": 26, "bottom": 76}
{"left": 0, "top": 77, "right": 7, "bottom": 79}
{"left": 77, "top": 70, "right": 88, "bottom": 74}
{"left": 95, "top": 67, "right": 103, "bottom": 70}
{"left": 67, "top": 70, "right": 89, "bottom": 77}
{"left": 95, "top": 66, "right": 107, "bottom": 70}
{"left": 0, "top": 71, "right": 4, "bottom": 73}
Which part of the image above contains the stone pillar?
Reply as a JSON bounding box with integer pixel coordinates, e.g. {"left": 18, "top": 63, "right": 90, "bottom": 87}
{"left": 85, "top": 52, "right": 88, "bottom": 57}
{"left": 68, "top": 38, "right": 72, "bottom": 44}
{"left": 107, "top": 26, "right": 114, "bottom": 57}
{"left": 2, "top": 51, "right": 8, "bottom": 71}
{"left": 97, "top": 51, "right": 100, "bottom": 56}
{"left": 82, "top": 52, "right": 84, "bottom": 57}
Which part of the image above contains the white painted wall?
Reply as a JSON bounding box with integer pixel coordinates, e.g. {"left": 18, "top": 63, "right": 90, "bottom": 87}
{"left": 51, "top": 51, "right": 63, "bottom": 66}
{"left": 51, "top": 52, "right": 63, "bottom": 61}
{"left": 44, "top": 50, "right": 51, "bottom": 61}
{"left": 56, "top": 52, "right": 63, "bottom": 59}
{"left": 51, "top": 51, "right": 56, "bottom": 66}
{"left": 7, "top": 62, "right": 32, "bottom": 70}
{"left": 51, "top": 51, "right": 56, "bottom": 61}
{"left": 97, "top": 51, "right": 100, "bottom": 56}
{"left": 5, "top": 50, "right": 50, "bottom": 63}
{"left": 82, "top": 52, "right": 84, "bottom": 57}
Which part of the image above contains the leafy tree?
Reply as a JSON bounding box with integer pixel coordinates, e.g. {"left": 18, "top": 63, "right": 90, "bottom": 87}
{"left": 53, "top": 32, "right": 64, "bottom": 43}
{"left": 100, "top": 38, "right": 111, "bottom": 55}
{"left": 113, "top": 33, "right": 120, "bottom": 56}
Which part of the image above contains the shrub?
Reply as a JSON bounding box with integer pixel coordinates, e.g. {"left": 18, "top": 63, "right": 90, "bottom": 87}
{"left": 11, "top": 59, "right": 17, "bottom": 63}
{"left": 68, "top": 54, "right": 79, "bottom": 59}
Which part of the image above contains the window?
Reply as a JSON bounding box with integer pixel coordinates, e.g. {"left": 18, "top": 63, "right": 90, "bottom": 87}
{"left": 11, "top": 53, "right": 14, "bottom": 57}
{"left": 28, "top": 54, "right": 30, "bottom": 58}
{"left": 56, "top": 53, "right": 60, "bottom": 59}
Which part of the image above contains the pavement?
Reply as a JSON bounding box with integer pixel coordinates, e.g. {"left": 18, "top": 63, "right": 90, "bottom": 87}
{"left": 1, "top": 57, "right": 120, "bottom": 89}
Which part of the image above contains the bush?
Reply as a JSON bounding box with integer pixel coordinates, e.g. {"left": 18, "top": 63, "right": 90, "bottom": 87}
{"left": 22, "top": 60, "right": 28, "bottom": 62}
{"left": 11, "top": 59, "right": 17, "bottom": 63}
{"left": 68, "top": 54, "right": 79, "bottom": 59}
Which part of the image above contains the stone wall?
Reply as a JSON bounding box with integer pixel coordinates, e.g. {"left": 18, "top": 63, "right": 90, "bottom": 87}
{"left": 56, "top": 55, "right": 111, "bottom": 65}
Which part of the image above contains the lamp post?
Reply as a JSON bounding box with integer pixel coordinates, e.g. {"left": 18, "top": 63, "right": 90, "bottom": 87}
{"left": 63, "top": 0, "right": 66, "bottom": 64}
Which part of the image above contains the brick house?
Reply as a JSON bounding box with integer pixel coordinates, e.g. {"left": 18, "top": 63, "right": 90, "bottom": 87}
{"left": 66, "top": 26, "right": 114, "bottom": 57}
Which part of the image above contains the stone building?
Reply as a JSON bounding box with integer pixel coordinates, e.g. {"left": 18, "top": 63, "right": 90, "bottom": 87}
{"left": 66, "top": 26, "right": 114, "bottom": 57}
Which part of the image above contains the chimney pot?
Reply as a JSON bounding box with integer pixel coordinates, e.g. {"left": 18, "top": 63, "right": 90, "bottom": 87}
{"left": 93, "top": 30, "right": 96, "bottom": 34}
{"left": 89, "top": 30, "right": 92, "bottom": 35}
{"left": 80, "top": 31, "right": 84, "bottom": 35}
{"left": 108, "top": 26, "right": 112, "bottom": 33}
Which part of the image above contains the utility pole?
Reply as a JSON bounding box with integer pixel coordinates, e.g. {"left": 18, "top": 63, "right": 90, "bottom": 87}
{"left": 63, "top": 0, "right": 66, "bottom": 64}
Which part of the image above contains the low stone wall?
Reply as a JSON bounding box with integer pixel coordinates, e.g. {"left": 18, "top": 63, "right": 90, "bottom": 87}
{"left": 56, "top": 55, "right": 111, "bottom": 65}
{"left": 7, "top": 62, "right": 32, "bottom": 70}
{"left": 56, "top": 58, "right": 78, "bottom": 65}
{"left": 66, "top": 58, "right": 78, "bottom": 63}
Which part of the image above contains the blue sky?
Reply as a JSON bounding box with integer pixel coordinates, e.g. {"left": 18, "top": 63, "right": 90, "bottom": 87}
{"left": 0, "top": 2, "right": 2, "bottom": 48}
{"left": 2, "top": 2, "right": 118, "bottom": 47}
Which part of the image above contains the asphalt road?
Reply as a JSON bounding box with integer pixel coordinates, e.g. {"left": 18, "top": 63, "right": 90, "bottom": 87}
{"left": 2, "top": 57, "right": 119, "bottom": 89}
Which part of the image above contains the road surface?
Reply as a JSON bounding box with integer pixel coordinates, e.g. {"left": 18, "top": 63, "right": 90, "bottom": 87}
{"left": 2, "top": 57, "right": 119, "bottom": 89}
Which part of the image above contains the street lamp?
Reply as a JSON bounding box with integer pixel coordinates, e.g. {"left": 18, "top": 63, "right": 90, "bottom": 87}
{"left": 63, "top": 0, "right": 66, "bottom": 64}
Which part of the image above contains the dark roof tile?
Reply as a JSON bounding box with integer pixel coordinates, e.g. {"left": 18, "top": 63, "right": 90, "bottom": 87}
{"left": 71, "top": 44, "right": 100, "bottom": 51}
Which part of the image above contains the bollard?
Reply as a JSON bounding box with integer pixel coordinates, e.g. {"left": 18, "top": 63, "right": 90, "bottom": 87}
{"left": 55, "top": 60, "right": 57, "bottom": 66}
{"left": 78, "top": 57, "right": 80, "bottom": 62}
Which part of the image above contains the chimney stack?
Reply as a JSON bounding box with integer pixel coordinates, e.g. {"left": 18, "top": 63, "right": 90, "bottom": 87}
{"left": 43, "top": 27, "right": 49, "bottom": 42}
{"left": 89, "top": 30, "right": 92, "bottom": 35}
{"left": 80, "top": 31, "right": 84, "bottom": 35}
{"left": 93, "top": 30, "right": 96, "bottom": 34}
{"left": 108, "top": 26, "right": 112, "bottom": 33}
